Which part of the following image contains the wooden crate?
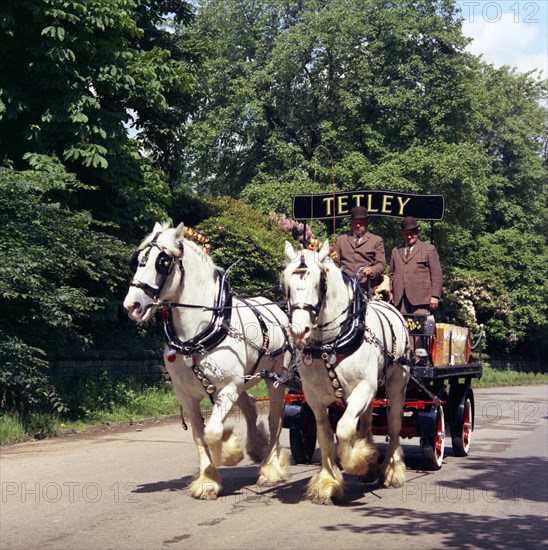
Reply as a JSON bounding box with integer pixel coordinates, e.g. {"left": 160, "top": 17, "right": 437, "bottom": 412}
{"left": 430, "top": 323, "right": 471, "bottom": 366}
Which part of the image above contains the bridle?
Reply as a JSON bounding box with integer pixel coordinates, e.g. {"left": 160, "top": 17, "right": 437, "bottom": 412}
{"left": 128, "top": 233, "right": 184, "bottom": 301}
{"left": 285, "top": 253, "right": 327, "bottom": 322}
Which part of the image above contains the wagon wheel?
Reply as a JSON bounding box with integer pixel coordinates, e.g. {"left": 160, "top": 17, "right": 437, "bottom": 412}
{"left": 420, "top": 404, "right": 445, "bottom": 470}
{"left": 289, "top": 403, "right": 317, "bottom": 464}
{"left": 452, "top": 394, "right": 473, "bottom": 457}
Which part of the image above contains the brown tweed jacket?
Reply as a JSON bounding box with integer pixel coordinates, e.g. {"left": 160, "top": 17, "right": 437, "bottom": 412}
{"left": 389, "top": 239, "right": 443, "bottom": 307}
{"left": 334, "top": 231, "right": 386, "bottom": 287}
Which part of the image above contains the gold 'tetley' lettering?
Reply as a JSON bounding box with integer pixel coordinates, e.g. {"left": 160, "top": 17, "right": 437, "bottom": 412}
{"left": 397, "top": 196, "right": 411, "bottom": 214}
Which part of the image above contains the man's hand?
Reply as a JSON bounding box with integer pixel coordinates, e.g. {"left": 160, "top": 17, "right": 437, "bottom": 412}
{"left": 430, "top": 297, "right": 439, "bottom": 310}
{"left": 363, "top": 267, "right": 373, "bottom": 278}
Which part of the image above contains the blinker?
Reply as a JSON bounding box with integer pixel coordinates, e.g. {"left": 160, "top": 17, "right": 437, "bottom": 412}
{"left": 128, "top": 250, "right": 140, "bottom": 273}
{"left": 155, "top": 251, "right": 172, "bottom": 276}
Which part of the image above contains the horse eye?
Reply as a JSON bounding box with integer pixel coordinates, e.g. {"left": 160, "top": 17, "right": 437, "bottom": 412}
{"left": 155, "top": 252, "right": 172, "bottom": 275}
{"left": 129, "top": 250, "right": 140, "bottom": 273}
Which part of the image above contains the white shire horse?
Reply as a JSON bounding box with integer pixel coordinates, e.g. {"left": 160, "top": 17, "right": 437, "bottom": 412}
{"left": 123, "top": 222, "right": 291, "bottom": 499}
{"left": 282, "top": 241, "right": 410, "bottom": 504}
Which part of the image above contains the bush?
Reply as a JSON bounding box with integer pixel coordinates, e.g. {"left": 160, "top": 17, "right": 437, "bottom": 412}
{"left": 196, "top": 197, "right": 298, "bottom": 297}
{"left": 0, "top": 166, "right": 129, "bottom": 417}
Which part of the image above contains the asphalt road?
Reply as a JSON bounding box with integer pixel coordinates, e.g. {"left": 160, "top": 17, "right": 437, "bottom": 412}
{"left": 1, "top": 385, "right": 547, "bottom": 550}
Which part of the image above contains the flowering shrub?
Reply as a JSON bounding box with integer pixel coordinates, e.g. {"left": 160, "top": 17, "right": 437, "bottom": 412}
{"left": 269, "top": 212, "right": 315, "bottom": 243}
{"left": 269, "top": 212, "right": 336, "bottom": 258}
{"left": 442, "top": 270, "right": 515, "bottom": 353}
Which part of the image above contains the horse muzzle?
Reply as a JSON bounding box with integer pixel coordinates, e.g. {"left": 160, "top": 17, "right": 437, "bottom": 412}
{"left": 123, "top": 293, "right": 157, "bottom": 323}
{"left": 288, "top": 305, "right": 317, "bottom": 348}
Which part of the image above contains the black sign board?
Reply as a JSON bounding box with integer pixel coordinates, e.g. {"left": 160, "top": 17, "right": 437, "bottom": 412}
{"left": 293, "top": 190, "right": 445, "bottom": 221}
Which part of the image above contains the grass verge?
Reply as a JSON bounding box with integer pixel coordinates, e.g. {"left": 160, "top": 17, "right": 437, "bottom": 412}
{"left": 1, "top": 368, "right": 546, "bottom": 445}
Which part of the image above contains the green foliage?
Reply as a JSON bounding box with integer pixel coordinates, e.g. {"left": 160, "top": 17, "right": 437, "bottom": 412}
{"left": 196, "top": 197, "right": 295, "bottom": 296}
{"left": 180, "top": 0, "right": 547, "bottom": 360}
{"left": 0, "top": 0, "right": 196, "bottom": 238}
{"left": 0, "top": 376, "right": 181, "bottom": 444}
{"left": 440, "top": 228, "right": 547, "bottom": 357}
{"left": 475, "top": 366, "right": 548, "bottom": 389}
{"left": 0, "top": 167, "right": 129, "bottom": 414}
{"left": 182, "top": 0, "right": 474, "bottom": 195}
{"left": 0, "top": 413, "right": 29, "bottom": 444}
{"left": 57, "top": 370, "right": 177, "bottom": 422}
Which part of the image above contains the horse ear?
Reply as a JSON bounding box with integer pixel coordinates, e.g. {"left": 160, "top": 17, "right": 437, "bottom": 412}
{"left": 284, "top": 240, "right": 297, "bottom": 262}
{"left": 153, "top": 222, "right": 163, "bottom": 233}
{"left": 318, "top": 240, "right": 331, "bottom": 263}
{"left": 174, "top": 222, "right": 185, "bottom": 239}
{"left": 174, "top": 222, "right": 185, "bottom": 249}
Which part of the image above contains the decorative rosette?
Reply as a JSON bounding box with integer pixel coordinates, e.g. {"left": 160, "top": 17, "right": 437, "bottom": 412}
{"left": 184, "top": 226, "right": 211, "bottom": 253}
{"left": 308, "top": 238, "right": 337, "bottom": 259}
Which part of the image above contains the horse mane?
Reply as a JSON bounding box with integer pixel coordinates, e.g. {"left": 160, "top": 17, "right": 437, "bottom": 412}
{"left": 139, "top": 223, "right": 218, "bottom": 278}
{"left": 182, "top": 238, "right": 217, "bottom": 274}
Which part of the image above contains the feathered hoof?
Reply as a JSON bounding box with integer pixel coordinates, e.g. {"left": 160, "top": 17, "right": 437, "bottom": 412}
{"left": 221, "top": 429, "right": 244, "bottom": 466}
{"left": 380, "top": 463, "right": 406, "bottom": 488}
{"left": 188, "top": 472, "right": 221, "bottom": 500}
{"left": 256, "top": 449, "right": 290, "bottom": 486}
{"left": 338, "top": 438, "right": 378, "bottom": 477}
{"left": 306, "top": 471, "right": 344, "bottom": 505}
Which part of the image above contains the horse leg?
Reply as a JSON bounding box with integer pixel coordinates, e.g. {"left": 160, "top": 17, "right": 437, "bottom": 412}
{"left": 204, "top": 385, "right": 244, "bottom": 468}
{"left": 181, "top": 399, "right": 225, "bottom": 500}
{"left": 336, "top": 381, "right": 378, "bottom": 477}
{"left": 356, "top": 402, "right": 380, "bottom": 483}
{"left": 165, "top": 360, "right": 223, "bottom": 499}
{"left": 379, "top": 363, "right": 409, "bottom": 488}
{"left": 256, "top": 379, "right": 289, "bottom": 486}
{"left": 236, "top": 391, "right": 269, "bottom": 463}
{"left": 304, "top": 389, "right": 344, "bottom": 504}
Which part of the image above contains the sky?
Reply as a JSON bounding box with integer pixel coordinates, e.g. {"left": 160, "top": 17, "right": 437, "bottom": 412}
{"left": 456, "top": 0, "right": 548, "bottom": 75}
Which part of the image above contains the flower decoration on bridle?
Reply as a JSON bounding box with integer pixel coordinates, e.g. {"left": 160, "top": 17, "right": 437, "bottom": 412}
{"left": 183, "top": 226, "right": 211, "bottom": 253}
{"left": 308, "top": 238, "right": 337, "bottom": 259}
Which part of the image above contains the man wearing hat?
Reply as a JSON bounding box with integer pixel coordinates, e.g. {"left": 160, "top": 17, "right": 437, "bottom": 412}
{"left": 389, "top": 216, "right": 443, "bottom": 314}
{"left": 334, "top": 206, "right": 386, "bottom": 294}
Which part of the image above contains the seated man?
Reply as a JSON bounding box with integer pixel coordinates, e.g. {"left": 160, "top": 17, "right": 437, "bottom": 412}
{"left": 389, "top": 216, "right": 443, "bottom": 361}
{"left": 334, "top": 206, "right": 386, "bottom": 297}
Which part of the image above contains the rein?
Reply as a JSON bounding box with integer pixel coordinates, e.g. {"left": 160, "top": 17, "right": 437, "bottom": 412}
{"left": 162, "top": 266, "right": 233, "bottom": 358}
{"left": 155, "top": 255, "right": 291, "bottom": 399}
{"left": 286, "top": 257, "right": 365, "bottom": 360}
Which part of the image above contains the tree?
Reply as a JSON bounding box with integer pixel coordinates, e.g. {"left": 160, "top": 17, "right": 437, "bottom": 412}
{"left": 181, "top": 0, "right": 547, "bottom": 358}
{"left": 181, "top": 0, "right": 474, "bottom": 195}
{"left": 0, "top": 0, "right": 196, "bottom": 239}
{"left": 0, "top": 165, "right": 129, "bottom": 414}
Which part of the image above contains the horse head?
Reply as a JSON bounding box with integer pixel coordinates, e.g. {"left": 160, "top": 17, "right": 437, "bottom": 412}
{"left": 123, "top": 222, "right": 186, "bottom": 322}
{"left": 282, "top": 240, "right": 332, "bottom": 348}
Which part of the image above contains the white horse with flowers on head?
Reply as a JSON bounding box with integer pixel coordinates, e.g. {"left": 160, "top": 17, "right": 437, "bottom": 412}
{"left": 282, "top": 240, "right": 410, "bottom": 504}
{"left": 123, "top": 222, "right": 292, "bottom": 500}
